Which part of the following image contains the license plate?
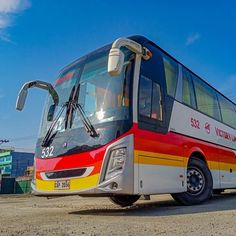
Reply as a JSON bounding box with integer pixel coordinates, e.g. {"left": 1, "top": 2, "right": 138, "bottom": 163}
{"left": 54, "top": 180, "right": 70, "bottom": 190}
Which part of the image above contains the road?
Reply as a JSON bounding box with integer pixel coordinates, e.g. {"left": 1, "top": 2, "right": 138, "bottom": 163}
{"left": 1, "top": 191, "right": 236, "bottom": 236}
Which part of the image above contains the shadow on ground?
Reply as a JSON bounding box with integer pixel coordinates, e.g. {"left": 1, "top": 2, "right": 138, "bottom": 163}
{"left": 69, "top": 191, "right": 236, "bottom": 217}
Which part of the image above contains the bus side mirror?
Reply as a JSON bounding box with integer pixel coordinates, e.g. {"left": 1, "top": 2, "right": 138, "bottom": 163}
{"left": 16, "top": 88, "right": 28, "bottom": 111}
{"left": 16, "top": 80, "right": 59, "bottom": 112}
{"left": 47, "top": 104, "right": 56, "bottom": 121}
{"left": 108, "top": 48, "right": 124, "bottom": 76}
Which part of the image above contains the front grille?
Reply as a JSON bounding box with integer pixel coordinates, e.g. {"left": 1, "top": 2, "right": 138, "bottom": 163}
{"left": 45, "top": 168, "right": 87, "bottom": 179}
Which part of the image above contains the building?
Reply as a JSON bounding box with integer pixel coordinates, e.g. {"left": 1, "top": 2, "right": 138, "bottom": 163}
{"left": 0, "top": 148, "right": 34, "bottom": 178}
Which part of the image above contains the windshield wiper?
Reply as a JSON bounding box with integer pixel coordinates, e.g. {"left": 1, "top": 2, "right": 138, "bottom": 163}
{"left": 68, "top": 83, "right": 99, "bottom": 138}
{"left": 41, "top": 85, "right": 77, "bottom": 147}
{"left": 69, "top": 101, "right": 99, "bottom": 138}
{"left": 42, "top": 83, "right": 99, "bottom": 147}
{"left": 41, "top": 103, "right": 67, "bottom": 147}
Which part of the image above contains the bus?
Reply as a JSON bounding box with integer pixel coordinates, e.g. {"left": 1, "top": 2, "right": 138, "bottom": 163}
{"left": 16, "top": 35, "right": 236, "bottom": 207}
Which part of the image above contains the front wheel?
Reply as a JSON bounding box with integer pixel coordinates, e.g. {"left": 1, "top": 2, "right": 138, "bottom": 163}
{"left": 109, "top": 195, "right": 140, "bottom": 207}
{"left": 171, "top": 157, "right": 213, "bottom": 205}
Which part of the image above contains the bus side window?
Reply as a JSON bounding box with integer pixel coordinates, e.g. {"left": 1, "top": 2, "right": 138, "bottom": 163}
{"left": 163, "top": 55, "right": 178, "bottom": 98}
{"left": 139, "top": 76, "right": 152, "bottom": 117}
{"left": 193, "top": 75, "right": 221, "bottom": 121}
{"left": 152, "top": 83, "right": 163, "bottom": 121}
{"left": 139, "top": 75, "right": 163, "bottom": 121}
{"left": 218, "top": 94, "right": 236, "bottom": 128}
{"left": 182, "top": 69, "right": 196, "bottom": 109}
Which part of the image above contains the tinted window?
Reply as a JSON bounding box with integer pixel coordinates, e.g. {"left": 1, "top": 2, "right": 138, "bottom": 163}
{"left": 218, "top": 95, "right": 236, "bottom": 128}
{"left": 193, "top": 76, "right": 221, "bottom": 120}
{"left": 139, "top": 76, "right": 152, "bottom": 117}
{"left": 182, "top": 69, "right": 196, "bottom": 108}
{"left": 139, "top": 76, "right": 163, "bottom": 121}
{"left": 152, "top": 83, "right": 163, "bottom": 121}
{"left": 163, "top": 55, "right": 178, "bottom": 97}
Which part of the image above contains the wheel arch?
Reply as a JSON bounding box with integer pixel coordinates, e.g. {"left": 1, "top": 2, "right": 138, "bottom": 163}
{"left": 187, "top": 148, "right": 218, "bottom": 189}
{"left": 172, "top": 147, "right": 214, "bottom": 205}
{"left": 187, "top": 147, "right": 208, "bottom": 168}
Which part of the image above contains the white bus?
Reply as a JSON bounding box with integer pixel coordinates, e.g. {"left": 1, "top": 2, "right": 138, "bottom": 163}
{"left": 16, "top": 36, "right": 236, "bottom": 206}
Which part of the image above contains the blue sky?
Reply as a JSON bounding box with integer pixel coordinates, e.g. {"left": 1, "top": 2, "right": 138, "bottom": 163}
{"left": 0, "top": 0, "right": 236, "bottom": 150}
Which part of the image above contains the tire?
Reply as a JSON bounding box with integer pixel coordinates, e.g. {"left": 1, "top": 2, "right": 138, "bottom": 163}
{"left": 171, "top": 157, "right": 213, "bottom": 205}
{"left": 109, "top": 195, "right": 140, "bottom": 207}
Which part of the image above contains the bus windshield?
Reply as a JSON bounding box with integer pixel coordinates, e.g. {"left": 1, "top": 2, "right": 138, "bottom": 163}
{"left": 39, "top": 48, "right": 134, "bottom": 142}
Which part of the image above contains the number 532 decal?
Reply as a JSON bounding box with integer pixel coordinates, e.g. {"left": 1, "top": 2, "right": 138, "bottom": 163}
{"left": 191, "top": 117, "right": 200, "bottom": 129}
{"left": 41, "top": 146, "right": 54, "bottom": 158}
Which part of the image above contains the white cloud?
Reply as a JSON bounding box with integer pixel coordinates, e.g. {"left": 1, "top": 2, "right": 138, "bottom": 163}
{"left": 0, "top": 0, "right": 31, "bottom": 14}
{"left": 0, "top": 0, "right": 31, "bottom": 42}
{"left": 186, "top": 32, "right": 201, "bottom": 46}
{"left": 0, "top": 14, "right": 10, "bottom": 28}
{"left": 0, "top": 32, "right": 11, "bottom": 42}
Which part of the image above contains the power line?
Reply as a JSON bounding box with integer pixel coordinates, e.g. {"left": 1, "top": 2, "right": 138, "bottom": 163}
{"left": 3, "top": 135, "right": 37, "bottom": 142}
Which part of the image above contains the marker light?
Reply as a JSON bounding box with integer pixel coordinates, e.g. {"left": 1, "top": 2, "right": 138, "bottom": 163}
{"left": 142, "top": 47, "right": 152, "bottom": 60}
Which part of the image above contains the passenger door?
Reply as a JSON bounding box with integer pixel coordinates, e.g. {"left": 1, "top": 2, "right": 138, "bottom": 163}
{"left": 136, "top": 43, "right": 185, "bottom": 194}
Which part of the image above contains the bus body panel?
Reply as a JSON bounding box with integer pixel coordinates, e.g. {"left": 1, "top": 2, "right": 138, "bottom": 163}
{"left": 133, "top": 124, "right": 186, "bottom": 194}
{"left": 170, "top": 100, "right": 236, "bottom": 189}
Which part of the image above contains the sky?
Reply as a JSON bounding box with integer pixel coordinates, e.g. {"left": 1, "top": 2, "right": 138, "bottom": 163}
{"left": 0, "top": 0, "right": 236, "bottom": 151}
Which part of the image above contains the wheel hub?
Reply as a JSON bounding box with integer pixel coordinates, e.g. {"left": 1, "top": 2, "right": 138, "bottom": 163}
{"left": 187, "top": 168, "right": 205, "bottom": 194}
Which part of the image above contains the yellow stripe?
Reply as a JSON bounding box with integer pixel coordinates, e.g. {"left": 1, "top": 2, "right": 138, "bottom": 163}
{"left": 218, "top": 162, "right": 236, "bottom": 172}
{"left": 36, "top": 174, "right": 99, "bottom": 192}
{"left": 134, "top": 150, "right": 186, "bottom": 167}
{"left": 135, "top": 150, "right": 236, "bottom": 172}
{"left": 135, "top": 150, "right": 184, "bottom": 160}
{"left": 208, "top": 161, "right": 219, "bottom": 170}
{"left": 202, "top": 160, "right": 236, "bottom": 172}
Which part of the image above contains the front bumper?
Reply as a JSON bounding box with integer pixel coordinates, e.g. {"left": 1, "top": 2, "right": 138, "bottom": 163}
{"left": 32, "top": 134, "right": 134, "bottom": 196}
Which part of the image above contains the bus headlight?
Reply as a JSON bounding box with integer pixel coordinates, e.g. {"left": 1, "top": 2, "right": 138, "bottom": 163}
{"left": 105, "top": 147, "right": 127, "bottom": 180}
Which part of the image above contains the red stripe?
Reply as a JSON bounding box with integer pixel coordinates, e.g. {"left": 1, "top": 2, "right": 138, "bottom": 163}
{"left": 36, "top": 147, "right": 106, "bottom": 173}
{"left": 35, "top": 122, "right": 236, "bottom": 178}
{"left": 132, "top": 123, "right": 235, "bottom": 164}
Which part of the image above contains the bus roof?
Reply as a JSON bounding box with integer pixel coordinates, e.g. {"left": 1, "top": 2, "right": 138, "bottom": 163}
{"left": 130, "top": 35, "right": 236, "bottom": 106}
{"left": 60, "top": 35, "right": 235, "bottom": 106}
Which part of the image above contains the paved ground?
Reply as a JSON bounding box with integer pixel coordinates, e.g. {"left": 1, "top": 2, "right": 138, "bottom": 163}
{"left": 1, "top": 191, "right": 236, "bottom": 236}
